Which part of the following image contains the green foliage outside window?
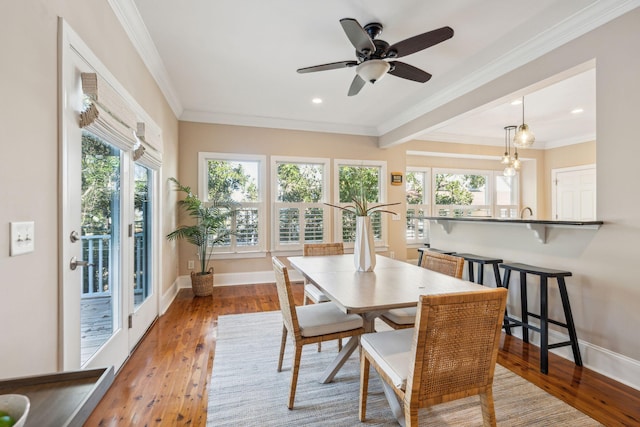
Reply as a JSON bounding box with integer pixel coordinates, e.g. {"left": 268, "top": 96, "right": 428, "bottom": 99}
{"left": 276, "top": 163, "right": 323, "bottom": 202}
{"left": 81, "top": 132, "right": 121, "bottom": 235}
{"left": 207, "top": 160, "right": 258, "bottom": 202}
{"left": 434, "top": 173, "right": 486, "bottom": 205}
{"left": 406, "top": 171, "right": 424, "bottom": 205}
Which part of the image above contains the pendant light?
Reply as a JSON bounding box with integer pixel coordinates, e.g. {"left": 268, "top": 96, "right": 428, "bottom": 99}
{"left": 502, "top": 125, "right": 517, "bottom": 177}
{"left": 500, "top": 126, "right": 511, "bottom": 165}
{"left": 514, "top": 96, "right": 535, "bottom": 147}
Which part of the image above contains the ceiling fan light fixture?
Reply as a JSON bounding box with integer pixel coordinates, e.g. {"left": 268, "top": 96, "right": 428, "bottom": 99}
{"left": 356, "top": 59, "right": 390, "bottom": 84}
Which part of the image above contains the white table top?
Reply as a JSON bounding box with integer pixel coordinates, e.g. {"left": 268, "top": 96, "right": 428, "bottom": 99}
{"left": 288, "top": 254, "right": 485, "bottom": 315}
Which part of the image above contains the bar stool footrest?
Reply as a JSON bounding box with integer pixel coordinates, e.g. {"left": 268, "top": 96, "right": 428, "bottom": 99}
{"left": 525, "top": 312, "right": 569, "bottom": 329}
{"left": 548, "top": 341, "right": 575, "bottom": 350}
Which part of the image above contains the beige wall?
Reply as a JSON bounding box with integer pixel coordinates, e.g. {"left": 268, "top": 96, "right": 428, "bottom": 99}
{"left": 0, "top": 1, "right": 178, "bottom": 378}
{"left": 176, "top": 122, "right": 407, "bottom": 275}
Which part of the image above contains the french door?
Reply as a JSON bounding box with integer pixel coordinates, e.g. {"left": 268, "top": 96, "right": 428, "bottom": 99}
{"left": 60, "top": 20, "right": 159, "bottom": 371}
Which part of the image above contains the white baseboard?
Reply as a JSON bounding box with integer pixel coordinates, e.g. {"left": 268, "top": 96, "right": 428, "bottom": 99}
{"left": 168, "top": 270, "right": 640, "bottom": 391}
{"left": 159, "top": 276, "right": 185, "bottom": 315}
{"left": 507, "top": 318, "right": 640, "bottom": 391}
{"left": 176, "top": 269, "right": 304, "bottom": 288}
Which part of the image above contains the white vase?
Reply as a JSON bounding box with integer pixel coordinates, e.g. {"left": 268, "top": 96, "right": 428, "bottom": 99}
{"left": 354, "top": 216, "right": 376, "bottom": 272}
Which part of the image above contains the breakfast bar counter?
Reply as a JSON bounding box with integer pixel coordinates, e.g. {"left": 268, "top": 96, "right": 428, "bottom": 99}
{"left": 423, "top": 216, "right": 603, "bottom": 243}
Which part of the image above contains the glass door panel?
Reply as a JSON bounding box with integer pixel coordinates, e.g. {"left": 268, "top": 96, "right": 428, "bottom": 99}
{"left": 80, "top": 131, "right": 122, "bottom": 365}
{"left": 133, "top": 164, "right": 152, "bottom": 309}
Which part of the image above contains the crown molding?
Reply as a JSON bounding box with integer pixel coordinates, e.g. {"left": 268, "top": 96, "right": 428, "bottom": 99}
{"left": 377, "top": 0, "right": 640, "bottom": 138}
{"left": 108, "top": 0, "right": 183, "bottom": 118}
{"left": 180, "top": 110, "right": 379, "bottom": 137}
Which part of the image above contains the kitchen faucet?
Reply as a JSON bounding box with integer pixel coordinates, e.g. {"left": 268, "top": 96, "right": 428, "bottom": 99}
{"left": 520, "top": 206, "right": 533, "bottom": 219}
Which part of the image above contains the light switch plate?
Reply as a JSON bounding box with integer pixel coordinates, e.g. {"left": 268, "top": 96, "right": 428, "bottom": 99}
{"left": 10, "top": 221, "right": 35, "bottom": 256}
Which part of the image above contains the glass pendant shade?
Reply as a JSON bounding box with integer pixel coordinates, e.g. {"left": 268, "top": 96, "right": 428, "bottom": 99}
{"left": 356, "top": 60, "right": 390, "bottom": 83}
{"left": 514, "top": 96, "right": 535, "bottom": 147}
{"left": 512, "top": 153, "right": 521, "bottom": 170}
{"left": 514, "top": 123, "right": 535, "bottom": 147}
{"left": 503, "top": 165, "right": 516, "bottom": 177}
{"left": 501, "top": 152, "right": 511, "bottom": 164}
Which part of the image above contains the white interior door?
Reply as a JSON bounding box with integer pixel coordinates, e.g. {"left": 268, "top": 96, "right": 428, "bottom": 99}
{"left": 552, "top": 165, "right": 596, "bottom": 220}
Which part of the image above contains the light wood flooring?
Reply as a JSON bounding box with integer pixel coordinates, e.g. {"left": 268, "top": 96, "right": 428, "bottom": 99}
{"left": 86, "top": 284, "right": 640, "bottom": 426}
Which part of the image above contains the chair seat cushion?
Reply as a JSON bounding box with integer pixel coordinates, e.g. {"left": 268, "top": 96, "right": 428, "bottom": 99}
{"left": 380, "top": 306, "right": 417, "bottom": 325}
{"left": 296, "top": 303, "right": 363, "bottom": 337}
{"left": 360, "top": 328, "right": 414, "bottom": 390}
{"left": 304, "top": 284, "right": 330, "bottom": 303}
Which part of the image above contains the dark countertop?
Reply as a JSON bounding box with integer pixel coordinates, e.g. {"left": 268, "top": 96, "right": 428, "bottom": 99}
{"left": 422, "top": 216, "right": 603, "bottom": 226}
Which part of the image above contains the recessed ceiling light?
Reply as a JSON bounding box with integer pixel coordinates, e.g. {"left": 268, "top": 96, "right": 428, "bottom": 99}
{"left": 511, "top": 99, "right": 522, "bottom": 105}
{"left": 571, "top": 108, "right": 584, "bottom": 114}
{"left": 312, "top": 98, "right": 323, "bottom": 104}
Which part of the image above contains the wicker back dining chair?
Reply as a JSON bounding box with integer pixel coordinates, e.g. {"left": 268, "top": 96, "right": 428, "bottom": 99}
{"left": 380, "top": 251, "right": 465, "bottom": 330}
{"left": 272, "top": 257, "right": 365, "bottom": 409}
{"left": 302, "top": 242, "right": 344, "bottom": 304}
{"left": 360, "top": 288, "right": 508, "bottom": 426}
{"left": 420, "top": 251, "right": 465, "bottom": 278}
{"left": 302, "top": 242, "right": 345, "bottom": 351}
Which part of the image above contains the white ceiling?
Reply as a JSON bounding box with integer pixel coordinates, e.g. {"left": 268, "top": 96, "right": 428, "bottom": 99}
{"left": 116, "top": 0, "right": 636, "bottom": 148}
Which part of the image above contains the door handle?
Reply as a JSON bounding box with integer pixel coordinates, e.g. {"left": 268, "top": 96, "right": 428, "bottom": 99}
{"left": 70, "top": 256, "right": 94, "bottom": 271}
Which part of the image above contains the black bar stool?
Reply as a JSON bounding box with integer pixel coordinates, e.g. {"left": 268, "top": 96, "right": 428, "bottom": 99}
{"left": 500, "top": 262, "right": 583, "bottom": 374}
{"left": 454, "top": 253, "right": 503, "bottom": 287}
{"left": 416, "top": 247, "right": 456, "bottom": 267}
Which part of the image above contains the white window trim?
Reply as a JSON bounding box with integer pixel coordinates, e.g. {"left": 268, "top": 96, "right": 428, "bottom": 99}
{"left": 333, "top": 159, "right": 389, "bottom": 248}
{"left": 197, "top": 152, "right": 267, "bottom": 256}
{"left": 271, "top": 156, "right": 331, "bottom": 252}
{"left": 406, "top": 167, "right": 431, "bottom": 246}
{"left": 493, "top": 170, "right": 520, "bottom": 219}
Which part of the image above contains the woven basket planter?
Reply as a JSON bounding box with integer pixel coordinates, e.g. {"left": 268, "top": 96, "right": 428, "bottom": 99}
{"left": 190, "top": 268, "right": 214, "bottom": 297}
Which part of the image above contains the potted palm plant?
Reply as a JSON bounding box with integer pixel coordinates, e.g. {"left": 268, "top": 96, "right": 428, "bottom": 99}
{"left": 166, "top": 178, "right": 238, "bottom": 296}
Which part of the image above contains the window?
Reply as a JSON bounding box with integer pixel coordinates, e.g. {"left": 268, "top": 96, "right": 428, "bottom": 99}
{"left": 334, "top": 160, "right": 388, "bottom": 247}
{"left": 198, "top": 152, "right": 266, "bottom": 255}
{"left": 406, "top": 168, "right": 431, "bottom": 244}
{"left": 433, "top": 169, "right": 491, "bottom": 217}
{"left": 272, "top": 156, "right": 330, "bottom": 251}
{"left": 495, "top": 173, "right": 519, "bottom": 218}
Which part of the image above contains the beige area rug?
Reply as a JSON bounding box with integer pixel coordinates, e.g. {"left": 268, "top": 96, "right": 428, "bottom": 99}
{"left": 207, "top": 311, "right": 600, "bottom": 426}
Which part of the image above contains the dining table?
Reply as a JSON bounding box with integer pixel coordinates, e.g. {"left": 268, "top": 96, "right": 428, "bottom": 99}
{"left": 287, "top": 253, "right": 487, "bottom": 384}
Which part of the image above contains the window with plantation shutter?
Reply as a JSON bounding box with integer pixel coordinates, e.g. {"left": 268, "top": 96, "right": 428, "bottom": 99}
{"left": 272, "top": 157, "right": 330, "bottom": 251}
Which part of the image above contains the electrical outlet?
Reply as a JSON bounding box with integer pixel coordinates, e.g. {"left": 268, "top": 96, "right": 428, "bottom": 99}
{"left": 389, "top": 251, "right": 395, "bottom": 259}
{"left": 392, "top": 213, "right": 401, "bottom": 221}
{"left": 188, "top": 260, "right": 195, "bottom": 269}
{"left": 10, "top": 221, "right": 35, "bottom": 256}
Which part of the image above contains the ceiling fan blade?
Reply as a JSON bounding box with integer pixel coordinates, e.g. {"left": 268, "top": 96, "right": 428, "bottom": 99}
{"left": 348, "top": 75, "right": 366, "bottom": 96}
{"left": 388, "top": 61, "right": 432, "bottom": 83}
{"left": 297, "top": 60, "right": 358, "bottom": 74}
{"left": 340, "top": 18, "right": 375, "bottom": 55}
{"left": 387, "top": 26, "right": 454, "bottom": 58}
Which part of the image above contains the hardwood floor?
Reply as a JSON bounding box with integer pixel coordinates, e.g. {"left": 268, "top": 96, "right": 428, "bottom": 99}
{"left": 86, "top": 284, "right": 640, "bottom": 426}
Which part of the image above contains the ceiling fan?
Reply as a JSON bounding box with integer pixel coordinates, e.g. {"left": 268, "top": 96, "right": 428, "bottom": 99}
{"left": 297, "top": 18, "right": 454, "bottom": 96}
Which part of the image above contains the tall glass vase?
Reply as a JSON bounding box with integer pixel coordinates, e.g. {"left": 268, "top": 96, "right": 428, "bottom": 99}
{"left": 354, "top": 216, "right": 376, "bottom": 272}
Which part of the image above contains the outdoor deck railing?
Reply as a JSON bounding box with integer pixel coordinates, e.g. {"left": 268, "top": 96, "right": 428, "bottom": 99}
{"left": 81, "top": 233, "right": 146, "bottom": 298}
